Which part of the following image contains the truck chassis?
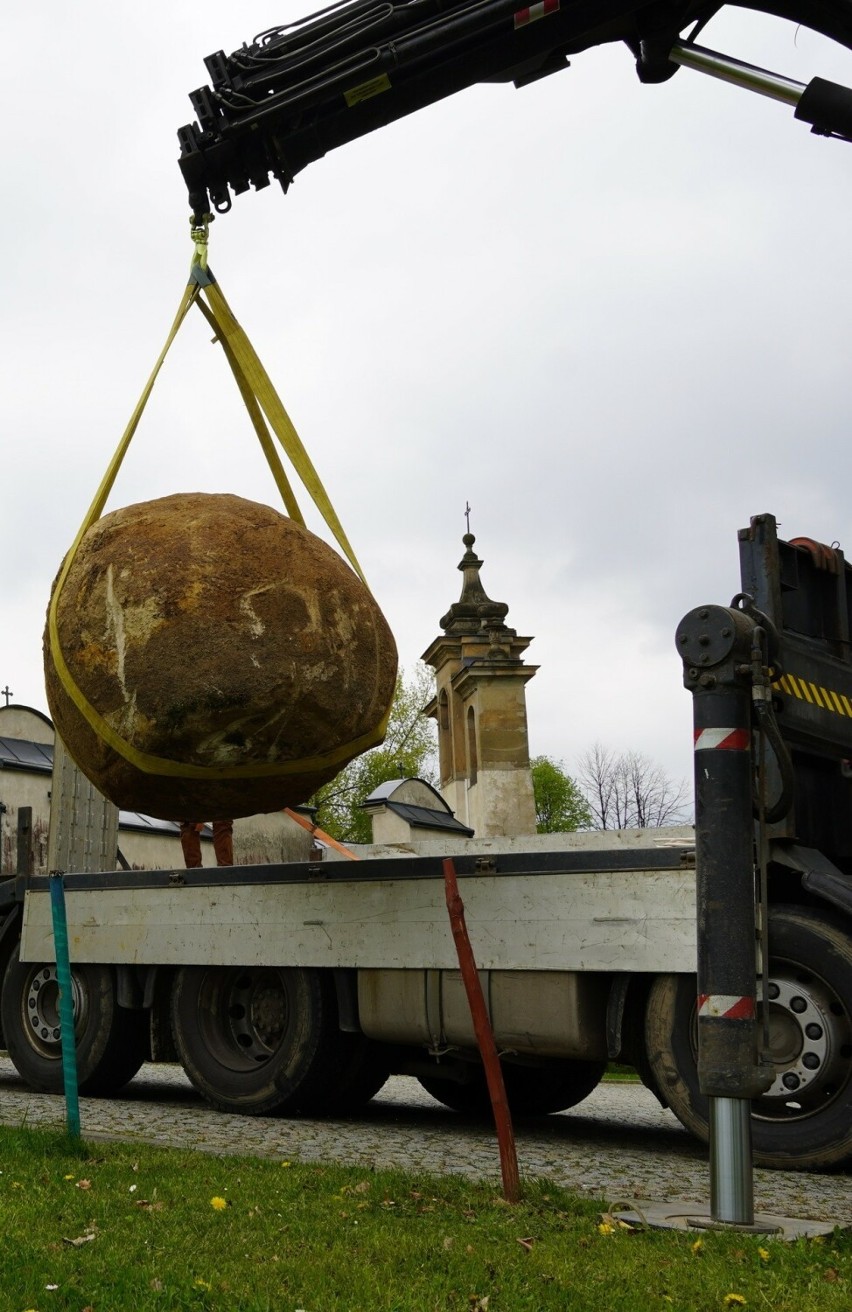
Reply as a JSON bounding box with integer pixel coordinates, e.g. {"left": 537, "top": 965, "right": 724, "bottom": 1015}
{"left": 1, "top": 833, "right": 850, "bottom": 1172}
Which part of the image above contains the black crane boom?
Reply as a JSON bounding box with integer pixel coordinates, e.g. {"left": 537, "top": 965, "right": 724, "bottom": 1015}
{"left": 178, "top": 0, "right": 852, "bottom": 220}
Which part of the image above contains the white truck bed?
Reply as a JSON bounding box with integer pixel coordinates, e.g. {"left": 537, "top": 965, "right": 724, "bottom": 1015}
{"left": 19, "top": 841, "right": 697, "bottom": 974}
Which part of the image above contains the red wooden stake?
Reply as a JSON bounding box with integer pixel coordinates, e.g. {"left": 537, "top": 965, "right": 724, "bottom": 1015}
{"left": 442, "top": 857, "right": 521, "bottom": 1203}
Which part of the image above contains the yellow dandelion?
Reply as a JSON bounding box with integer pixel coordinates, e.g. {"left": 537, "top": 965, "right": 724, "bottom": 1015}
{"left": 758, "top": 1247, "right": 770, "bottom": 1262}
{"left": 281, "top": 1161, "right": 291, "bottom": 1168}
{"left": 723, "top": 1296, "right": 747, "bottom": 1307}
{"left": 63, "top": 1174, "right": 74, "bottom": 1181}
{"left": 691, "top": 1239, "right": 704, "bottom": 1255}
{"left": 210, "top": 1196, "right": 228, "bottom": 1211}
{"left": 597, "top": 1222, "right": 615, "bottom": 1235}
{"left": 193, "top": 1277, "right": 212, "bottom": 1291}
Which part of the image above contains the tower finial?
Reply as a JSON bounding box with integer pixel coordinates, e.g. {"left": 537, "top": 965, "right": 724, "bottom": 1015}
{"left": 439, "top": 525, "right": 513, "bottom": 637}
{"left": 464, "top": 500, "right": 472, "bottom": 535}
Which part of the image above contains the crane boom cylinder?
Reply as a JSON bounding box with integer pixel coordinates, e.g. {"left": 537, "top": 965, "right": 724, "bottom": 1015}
{"left": 669, "top": 40, "right": 805, "bottom": 104}
{"left": 670, "top": 39, "right": 852, "bottom": 140}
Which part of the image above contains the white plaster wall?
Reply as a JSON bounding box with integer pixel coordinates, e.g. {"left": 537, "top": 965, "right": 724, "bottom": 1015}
{"left": 467, "top": 767, "right": 537, "bottom": 839}
{"left": 370, "top": 810, "right": 413, "bottom": 845}
{"left": 119, "top": 812, "right": 313, "bottom": 870}
{"left": 0, "top": 706, "right": 53, "bottom": 744}
{"left": 0, "top": 774, "right": 52, "bottom": 874}
{"left": 325, "top": 824, "right": 694, "bottom": 861}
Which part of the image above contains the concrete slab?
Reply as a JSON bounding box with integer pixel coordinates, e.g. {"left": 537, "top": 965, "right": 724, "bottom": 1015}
{"left": 612, "top": 1198, "right": 844, "bottom": 1240}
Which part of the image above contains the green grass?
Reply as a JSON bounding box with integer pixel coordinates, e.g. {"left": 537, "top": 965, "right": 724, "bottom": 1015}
{"left": 0, "top": 1126, "right": 848, "bottom": 1311}
{"left": 602, "top": 1064, "right": 640, "bottom": 1083}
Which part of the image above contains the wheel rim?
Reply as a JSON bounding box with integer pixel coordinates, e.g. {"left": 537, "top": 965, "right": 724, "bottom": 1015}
{"left": 754, "top": 958, "right": 852, "bottom": 1122}
{"left": 22, "top": 965, "right": 87, "bottom": 1058}
{"left": 687, "top": 954, "right": 852, "bottom": 1122}
{"left": 195, "top": 968, "right": 291, "bottom": 1072}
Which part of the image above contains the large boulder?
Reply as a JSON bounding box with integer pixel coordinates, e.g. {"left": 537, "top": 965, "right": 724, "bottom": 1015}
{"left": 44, "top": 492, "right": 397, "bottom": 820}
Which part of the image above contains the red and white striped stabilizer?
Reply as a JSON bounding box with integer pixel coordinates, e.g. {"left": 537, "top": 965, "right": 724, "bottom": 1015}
{"left": 693, "top": 727, "right": 750, "bottom": 752}
{"left": 514, "top": 0, "right": 559, "bottom": 28}
{"left": 697, "top": 994, "right": 755, "bottom": 1020}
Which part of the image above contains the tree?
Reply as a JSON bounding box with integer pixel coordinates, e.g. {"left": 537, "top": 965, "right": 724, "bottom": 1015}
{"left": 530, "top": 756, "right": 592, "bottom": 833}
{"left": 577, "top": 743, "right": 691, "bottom": 830}
{"left": 309, "top": 663, "right": 438, "bottom": 844}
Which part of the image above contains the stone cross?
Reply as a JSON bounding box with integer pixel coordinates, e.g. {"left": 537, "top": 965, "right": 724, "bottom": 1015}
{"left": 464, "top": 501, "right": 471, "bottom": 534}
{"left": 1, "top": 686, "right": 12, "bottom": 707}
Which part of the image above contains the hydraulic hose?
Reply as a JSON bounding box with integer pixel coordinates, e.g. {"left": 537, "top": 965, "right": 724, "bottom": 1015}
{"left": 752, "top": 694, "right": 795, "bottom": 825}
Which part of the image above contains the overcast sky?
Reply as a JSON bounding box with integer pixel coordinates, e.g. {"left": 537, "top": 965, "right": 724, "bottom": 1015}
{"left": 4, "top": 3, "right": 852, "bottom": 802}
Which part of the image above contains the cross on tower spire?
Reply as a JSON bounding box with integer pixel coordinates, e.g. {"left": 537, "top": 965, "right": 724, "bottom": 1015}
{"left": 1, "top": 686, "right": 12, "bottom": 707}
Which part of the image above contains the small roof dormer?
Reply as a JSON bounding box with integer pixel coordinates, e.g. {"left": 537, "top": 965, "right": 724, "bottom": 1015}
{"left": 361, "top": 777, "right": 474, "bottom": 844}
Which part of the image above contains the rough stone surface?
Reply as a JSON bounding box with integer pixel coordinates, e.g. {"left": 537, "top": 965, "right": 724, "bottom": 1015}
{"left": 0, "top": 1061, "right": 849, "bottom": 1226}
{"left": 44, "top": 493, "right": 397, "bottom": 819}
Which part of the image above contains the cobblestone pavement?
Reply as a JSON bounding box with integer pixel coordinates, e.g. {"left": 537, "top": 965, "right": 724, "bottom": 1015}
{"left": 1, "top": 1056, "right": 850, "bottom": 1225}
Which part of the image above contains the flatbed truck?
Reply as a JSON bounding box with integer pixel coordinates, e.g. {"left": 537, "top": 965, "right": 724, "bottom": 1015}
{"left": 1, "top": 516, "right": 852, "bottom": 1174}
{"left": 7, "top": 4, "right": 852, "bottom": 1179}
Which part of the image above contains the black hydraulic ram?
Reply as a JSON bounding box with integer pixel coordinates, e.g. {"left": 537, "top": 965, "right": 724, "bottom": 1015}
{"left": 669, "top": 39, "right": 852, "bottom": 141}
{"left": 676, "top": 601, "right": 774, "bottom": 1227}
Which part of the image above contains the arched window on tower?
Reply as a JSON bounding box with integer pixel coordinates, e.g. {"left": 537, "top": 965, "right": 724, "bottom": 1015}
{"left": 467, "top": 705, "right": 478, "bottom": 786}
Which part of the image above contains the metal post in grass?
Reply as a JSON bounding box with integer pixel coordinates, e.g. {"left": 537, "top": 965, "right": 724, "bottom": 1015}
{"left": 442, "top": 857, "right": 520, "bottom": 1203}
{"left": 49, "top": 872, "right": 81, "bottom": 1138}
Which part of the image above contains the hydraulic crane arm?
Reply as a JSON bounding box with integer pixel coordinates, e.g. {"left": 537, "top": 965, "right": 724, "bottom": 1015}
{"left": 178, "top": 0, "right": 852, "bottom": 220}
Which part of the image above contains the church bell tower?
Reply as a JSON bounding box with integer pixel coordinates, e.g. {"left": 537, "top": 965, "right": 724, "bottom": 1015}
{"left": 421, "top": 531, "right": 538, "bottom": 837}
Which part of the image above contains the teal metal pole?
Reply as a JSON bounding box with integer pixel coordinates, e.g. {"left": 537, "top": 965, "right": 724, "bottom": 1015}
{"left": 48, "top": 873, "right": 81, "bottom": 1137}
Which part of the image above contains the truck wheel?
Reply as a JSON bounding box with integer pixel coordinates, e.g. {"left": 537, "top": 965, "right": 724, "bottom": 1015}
{"left": 0, "top": 910, "right": 23, "bottom": 1049}
{"left": 503, "top": 1058, "right": 607, "bottom": 1114}
{"left": 419, "top": 1058, "right": 606, "bottom": 1116}
{"left": 645, "top": 906, "right": 852, "bottom": 1170}
{"left": 170, "top": 964, "right": 344, "bottom": 1115}
{"left": 314, "top": 1035, "right": 389, "bottom": 1113}
{"left": 0, "top": 946, "right": 147, "bottom": 1095}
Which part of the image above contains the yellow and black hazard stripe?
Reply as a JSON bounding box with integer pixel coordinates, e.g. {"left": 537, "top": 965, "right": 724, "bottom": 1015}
{"left": 773, "top": 673, "right": 852, "bottom": 717}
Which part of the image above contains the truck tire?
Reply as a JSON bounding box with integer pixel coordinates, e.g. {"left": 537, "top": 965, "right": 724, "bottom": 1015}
{"left": 419, "top": 1057, "right": 606, "bottom": 1116}
{"left": 0, "top": 910, "right": 23, "bottom": 1049}
{"left": 314, "top": 1035, "right": 389, "bottom": 1113}
{"left": 170, "top": 964, "right": 346, "bottom": 1115}
{"left": 645, "top": 905, "right": 852, "bottom": 1170}
{"left": 1, "top": 946, "right": 147, "bottom": 1095}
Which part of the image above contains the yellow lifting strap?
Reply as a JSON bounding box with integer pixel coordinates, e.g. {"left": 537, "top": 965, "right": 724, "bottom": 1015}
{"left": 46, "top": 220, "right": 389, "bottom": 779}
{"left": 62, "top": 217, "right": 365, "bottom": 581}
